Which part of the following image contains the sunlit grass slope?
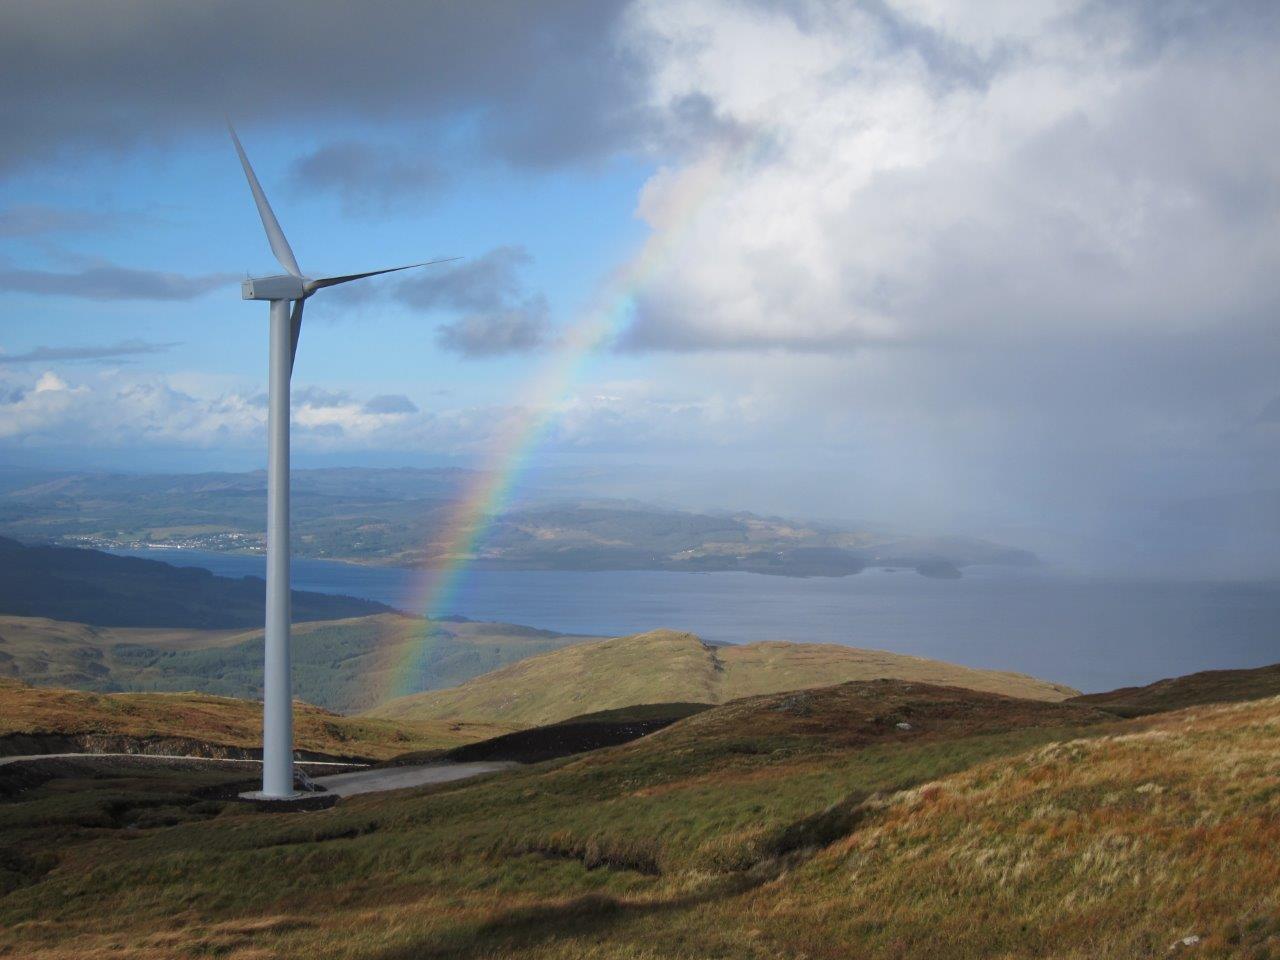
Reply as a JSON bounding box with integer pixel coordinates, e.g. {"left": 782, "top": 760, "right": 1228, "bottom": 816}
{"left": 0, "top": 678, "right": 511, "bottom": 761}
{"left": 367, "top": 629, "right": 1079, "bottom": 728}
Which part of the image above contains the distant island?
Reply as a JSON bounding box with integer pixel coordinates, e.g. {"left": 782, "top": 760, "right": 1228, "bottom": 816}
{"left": 0, "top": 467, "right": 1037, "bottom": 578}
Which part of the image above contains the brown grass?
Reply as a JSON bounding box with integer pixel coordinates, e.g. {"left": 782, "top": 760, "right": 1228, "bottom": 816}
{"left": 0, "top": 678, "right": 513, "bottom": 760}
{"left": 702, "top": 694, "right": 1280, "bottom": 960}
{"left": 1071, "top": 660, "right": 1280, "bottom": 717}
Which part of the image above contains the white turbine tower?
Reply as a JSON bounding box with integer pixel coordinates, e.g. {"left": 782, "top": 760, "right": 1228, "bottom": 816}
{"left": 229, "top": 124, "right": 455, "bottom": 800}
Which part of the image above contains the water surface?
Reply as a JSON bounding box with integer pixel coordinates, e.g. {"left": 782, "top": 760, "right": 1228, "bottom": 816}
{"left": 115, "top": 548, "right": 1280, "bottom": 694}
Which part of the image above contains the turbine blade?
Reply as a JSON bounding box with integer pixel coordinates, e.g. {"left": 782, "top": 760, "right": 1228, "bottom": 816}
{"left": 308, "top": 257, "right": 461, "bottom": 291}
{"left": 289, "top": 298, "right": 303, "bottom": 375}
{"left": 227, "top": 121, "right": 302, "bottom": 279}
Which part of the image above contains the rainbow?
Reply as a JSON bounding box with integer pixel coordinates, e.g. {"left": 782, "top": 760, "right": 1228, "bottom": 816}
{"left": 381, "top": 144, "right": 756, "bottom": 702}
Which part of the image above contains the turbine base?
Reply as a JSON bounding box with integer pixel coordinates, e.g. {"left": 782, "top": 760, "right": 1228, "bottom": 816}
{"left": 238, "top": 789, "right": 335, "bottom": 811}
{"left": 239, "top": 789, "right": 307, "bottom": 801}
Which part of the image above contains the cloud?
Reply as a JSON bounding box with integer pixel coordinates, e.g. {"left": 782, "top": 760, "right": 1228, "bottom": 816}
{"left": 0, "top": 264, "right": 233, "bottom": 300}
{"left": 435, "top": 301, "right": 552, "bottom": 357}
{"left": 289, "top": 141, "right": 443, "bottom": 214}
{"left": 0, "top": 365, "right": 744, "bottom": 463}
{"left": 399, "top": 246, "right": 553, "bottom": 356}
{"left": 564, "top": 0, "right": 1280, "bottom": 570}
{"left": 0, "top": 205, "right": 123, "bottom": 237}
{"left": 616, "top": 0, "right": 1280, "bottom": 353}
{"left": 292, "top": 387, "right": 352, "bottom": 409}
{"left": 33, "top": 371, "right": 74, "bottom": 393}
{"left": 363, "top": 394, "right": 419, "bottom": 414}
{"left": 0, "top": 368, "right": 441, "bottom": 450}
{"left": 398, "top": 246, "right": 532, "bottom": 313}
{"left": 0, "top": 340, "right": 179, "bottom": 364}
{"left": 0, "top": 1, "right": 643, "bottom": 177}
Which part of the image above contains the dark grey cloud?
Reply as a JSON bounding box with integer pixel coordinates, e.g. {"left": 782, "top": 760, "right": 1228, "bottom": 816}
{"left": 0, "top": 339, "right": 178, "bottom": 364}
{"left": 0, "top": 205, "right": 123, "bottom": 237}
{"left": 0, "top": 1, "right": 641, "bottom": 177}
{"left": 290, "top": 141, "right": 443, "bottom": 214}
{"left": 399, "top": 246, "right": 532, "bottom": 313}
{"left": 0, "top": 264, "right": 233, "bottom": 301}
{"left": 363, "top": 394, "right": 419, "bottom": 415}
{"left": 436, "top": 300, "right": 552, "bottom": 357}
{"left": 397, "top": 246, "right": 553, "bottom": 356}
{"left": 1077, "top": 0, "right": 1280, "bottom": 64}
{"left": 747, "top": 0, "right": 1011, "bottom": 90}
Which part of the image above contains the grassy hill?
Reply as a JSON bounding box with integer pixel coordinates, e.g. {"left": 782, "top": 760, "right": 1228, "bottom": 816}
{"left": 13, "top": 675, "right": 1280, "bottom": 958}
{"left": 0, "top": 535, "right": 389, "bottom": 628}
{"left": 1069, "top": 660, "right": 1280, "bottom": 717}
{"left": 0, "top": 613, "right": 602, "bottom": 713}
{"left": 0, "top": 678, "right": 510, "bottom": 762}
{"left": 367, "top": 629, "right": 1079, "bottom": 728}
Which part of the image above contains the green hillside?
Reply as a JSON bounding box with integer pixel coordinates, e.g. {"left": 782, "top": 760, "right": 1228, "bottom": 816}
{"left": 0, "top": 613, "right": 602, "bottom": 713}
{"left": 367, "top": 629, "right": 1079, "bottom": 727}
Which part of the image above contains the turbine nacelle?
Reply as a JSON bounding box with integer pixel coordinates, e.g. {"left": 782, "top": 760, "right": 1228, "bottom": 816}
{"left": 241, "top": 274, "right": 308, "bottom": 301}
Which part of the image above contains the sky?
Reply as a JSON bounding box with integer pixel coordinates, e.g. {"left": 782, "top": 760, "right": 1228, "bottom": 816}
{"left": 1, "top": 0, "right": 1279, "bottom": 573}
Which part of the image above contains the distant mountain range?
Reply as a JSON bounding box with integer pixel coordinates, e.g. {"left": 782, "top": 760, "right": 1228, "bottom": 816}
{"left": 0, "top": 466, "right": 1037, "bottom": 578}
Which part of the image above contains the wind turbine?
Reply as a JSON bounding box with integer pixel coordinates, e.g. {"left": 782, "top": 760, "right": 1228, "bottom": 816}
{"left": 228, "top": 123, "right": 455, "bottom": 799}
